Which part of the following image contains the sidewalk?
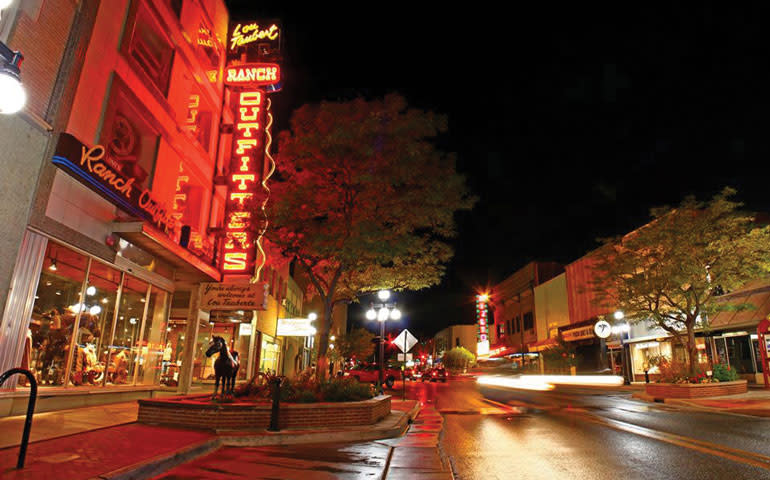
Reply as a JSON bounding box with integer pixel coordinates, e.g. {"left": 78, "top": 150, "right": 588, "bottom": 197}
{"left": 0, "top": 398, "right": 420, "bottom": 479}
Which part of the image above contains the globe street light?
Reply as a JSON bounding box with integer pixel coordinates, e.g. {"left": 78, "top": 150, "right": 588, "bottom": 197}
{"left": 366, "top": 289, "right": 402, "bottom": 389}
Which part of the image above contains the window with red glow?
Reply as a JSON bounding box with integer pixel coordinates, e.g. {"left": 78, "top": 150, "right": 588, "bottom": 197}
{"left": 122, "top": 0, "right": 175, "bottom": 96}
{"left": 99, "top": 77, "right": 161, "bottom": 190}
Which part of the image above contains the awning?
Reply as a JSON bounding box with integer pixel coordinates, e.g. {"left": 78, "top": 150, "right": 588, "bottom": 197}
{"left": 528, "top": 337, "right": 558, "bottom": 352}
{"left": 708, "top": 283, "right": 770, "bottom": 330}
{"left": 112, "top": 221, "right": 221, "bottom": 283}
{"left": 488, "top": 345, "right": 518, "bottom": 358}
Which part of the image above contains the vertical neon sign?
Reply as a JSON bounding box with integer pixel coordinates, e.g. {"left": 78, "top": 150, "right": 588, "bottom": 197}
{"left": 222, "top": 89, "right": 265, "bottom": 273}
{"left": 476, "top": 294, "right": 490, "bottom": 356}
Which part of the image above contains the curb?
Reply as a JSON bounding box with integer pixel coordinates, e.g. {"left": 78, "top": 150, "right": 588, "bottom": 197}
{"left": 94, "top": 437, "right": 220, "bottom": 480}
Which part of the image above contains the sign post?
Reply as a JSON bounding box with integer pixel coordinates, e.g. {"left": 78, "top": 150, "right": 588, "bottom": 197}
{"left": 394, "top": 329, "right": 417, "bottom": 401}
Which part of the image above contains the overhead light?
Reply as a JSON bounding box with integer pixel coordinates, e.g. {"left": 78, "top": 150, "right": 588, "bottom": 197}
{"left": 366, "top": 309, "right": 377, "bottom": 320}
{"left": 377, "top": 307, "right": 390, "bottom": 322}
{"left": 308, "top": 312, "right": 317, "bottom": 321}
{"left": 86, "top": 286, "right": 96, "bottom": 296}
{"left": 614, "top": 310, "right": 625, "bottom": 320}
{"left": 102, "top": 297, "right": 109, "bottom": 304}
{"left": 389, "top": 308, "right": 402, "bottom": 320}
{"left": 89, "top": 305, "right": 102, "bottom": 315}
{"left": 48, "top": 259, "right": 57, "bottom": 271}
{"left": 377, "top": 290, "right": 391, "bottom": 301}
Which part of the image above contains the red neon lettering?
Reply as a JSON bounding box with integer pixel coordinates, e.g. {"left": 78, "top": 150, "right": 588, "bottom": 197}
{"left": 223, "top": 252, "right": 247, "bottom": 271}
{"left": 229, "top": 192, "right": 253, "bottom": 205}
{"left": 232, "top": 174, "right": 256, "bottom": 190}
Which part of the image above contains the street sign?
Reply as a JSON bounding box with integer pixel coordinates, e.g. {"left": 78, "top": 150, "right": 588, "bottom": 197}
{"left": 397, "top": 353, "right": 413, "bottom": 362}
{"left": 394, "top": 329, "right": 418, "bottom": 353}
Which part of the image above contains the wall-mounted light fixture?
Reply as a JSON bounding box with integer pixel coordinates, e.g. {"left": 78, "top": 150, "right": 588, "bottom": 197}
{"left": 0, "top": 0, "right": 26, "bottom": 115}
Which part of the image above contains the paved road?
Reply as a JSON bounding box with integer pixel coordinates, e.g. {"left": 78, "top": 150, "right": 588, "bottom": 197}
{"left": 153, "top": 378, "right": 770, "bottom": 479}
{"left": 442, "top": 378, "right": 770, "bottom": 479}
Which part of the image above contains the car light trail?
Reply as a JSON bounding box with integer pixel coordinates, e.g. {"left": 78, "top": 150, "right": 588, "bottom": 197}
{"left": 476, "top": 375, "right": 555, "bottom": 391}
{"left": 477, "top": 374, "right": 624, "bottom": 391}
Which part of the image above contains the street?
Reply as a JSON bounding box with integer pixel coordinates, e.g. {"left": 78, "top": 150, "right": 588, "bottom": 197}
{"left": 154, "top": 377, "right": 770, "bottom": 479}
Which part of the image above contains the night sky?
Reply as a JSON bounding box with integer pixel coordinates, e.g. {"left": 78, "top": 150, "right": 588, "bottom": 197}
{"left": 227, "top": 3, "right": 770, "bottom": 340}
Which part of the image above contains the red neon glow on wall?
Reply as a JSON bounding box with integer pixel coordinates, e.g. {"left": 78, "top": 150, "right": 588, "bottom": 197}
{"left": 222, "top": 89, "right": 265, "bottom": 273}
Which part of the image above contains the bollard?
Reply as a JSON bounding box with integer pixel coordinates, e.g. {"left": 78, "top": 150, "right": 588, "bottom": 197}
{"left": 644, "top": 370, "right": 650, "bottom": 384}
{"left": 268, "top": 376, "right": 282, "bottom": 431}
{"left": 0, "top": 368, "right": 37, "bottom": 469}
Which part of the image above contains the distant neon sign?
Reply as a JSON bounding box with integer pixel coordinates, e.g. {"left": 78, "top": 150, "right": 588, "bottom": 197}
{"left": 222, "top": 90, "right": 265, "bottom": 273}
{"left": 229, "top": 23, "right": 279, "bottom": 51}
{"left": 225, "top": 63, "right": 280, "bottom": 87}
{"left": 476, "top": 295, "right": 489, "bottom": 343}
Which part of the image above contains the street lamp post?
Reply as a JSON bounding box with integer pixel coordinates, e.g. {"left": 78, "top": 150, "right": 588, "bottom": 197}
{"left": 365, "top": 290, "right": 402, "bottom": 389}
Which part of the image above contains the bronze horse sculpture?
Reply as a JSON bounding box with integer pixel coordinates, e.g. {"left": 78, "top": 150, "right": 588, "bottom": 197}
{"left": 205, "top": 336, "right": 239, "bottom": 398}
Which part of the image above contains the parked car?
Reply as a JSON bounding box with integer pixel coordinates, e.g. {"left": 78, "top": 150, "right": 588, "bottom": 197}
{"left": 345, "top": 363, "right": 402, "bottom": 388}
{"left": 423, "top": 366, "right": 448, "bottom": 382}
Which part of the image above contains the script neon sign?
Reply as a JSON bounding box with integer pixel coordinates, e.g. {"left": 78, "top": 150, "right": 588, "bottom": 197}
{"left": 222, "top": 90, "right": 265, "bottom": 273}
{"left": 229, "top": 23, "right": 279, "bottom": 51}
{"left": 225, "top": 63, "right": 280, "bottom": 87}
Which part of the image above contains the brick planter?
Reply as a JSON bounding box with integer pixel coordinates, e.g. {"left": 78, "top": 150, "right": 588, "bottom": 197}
{"left": 138, "top": 394, "right": 391, "bottom": 431}
{"left": 645, "top": 380, "right": 748, "bottom": 400}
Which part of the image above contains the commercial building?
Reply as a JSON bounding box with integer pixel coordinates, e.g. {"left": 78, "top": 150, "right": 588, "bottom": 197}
{"left": 0, "top": 1, "right": 301, "bottom": 415}
{"left": 434, "top": 324, "right": 482, "bottom": 358}
{"left": 488, "top": 261, "right": 563, "bottom": 364}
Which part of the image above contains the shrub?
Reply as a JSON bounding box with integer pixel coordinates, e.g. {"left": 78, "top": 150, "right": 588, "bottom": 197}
{"left": 712, "top": 363, "right": 738, "bottom": 382}
{"left": 656, "top": 357, "right": 714, "bottom": 384}
{"left": 319, "top": 377, "right": 375, "bottom": 402}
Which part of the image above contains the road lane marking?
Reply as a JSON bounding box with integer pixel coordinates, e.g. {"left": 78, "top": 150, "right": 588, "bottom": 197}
{"left": 571, "top": 411, "right": 770, "bottom": 471}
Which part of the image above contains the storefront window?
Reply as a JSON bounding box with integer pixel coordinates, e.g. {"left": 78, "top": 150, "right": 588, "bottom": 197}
{"left": 104, "top": 275, "right": 148, "bottom": 385}
{"left": 726, "top": 335, "right": 755, "bottom": 374}
{"left": 752, "top": 336, "right": 763, "bottom": 373}
{"left": 160, "top": 320, "right": 185, "bottom": 387}
{"left": 136, "top": 286, "right": 169, "bottom": 385}
{"left": 630, "top": 341, "right": 672, "bottom": 376}
{"left": 194, "top": 322, "right": 237, "bottom": 381}
{"left": 73, "top": 262, "right": 120, "bottom": 387}
{"left": 260, "top": 334, "right": 280, "bottom": 374}
{"left": 29, "top": 242, "right": 89, "bottom": 387}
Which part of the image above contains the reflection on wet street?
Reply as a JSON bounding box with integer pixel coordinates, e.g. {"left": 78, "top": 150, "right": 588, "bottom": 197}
{"left": 153, "top": 378, "right": 770, "bottom": 479}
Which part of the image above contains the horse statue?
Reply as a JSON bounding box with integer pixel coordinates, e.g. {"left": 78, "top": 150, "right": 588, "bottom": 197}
{"left": 205, "top": 336, "right": 239, "bottom": 399}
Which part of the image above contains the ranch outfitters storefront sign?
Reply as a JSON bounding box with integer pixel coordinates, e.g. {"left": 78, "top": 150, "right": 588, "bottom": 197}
{"left": 52, "top": 133, "right": 175, "bottom": 233}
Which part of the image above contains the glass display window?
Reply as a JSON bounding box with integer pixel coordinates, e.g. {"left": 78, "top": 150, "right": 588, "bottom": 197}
{"left": 260, "top": 334, "right": 280, "bottom": 374}
{"left": 68, "top": 260, "right": 120, "bottom": 387}
{"left": 105, "top": 274, "right": 149, "bottom": 385}
{"left": 160, "top": 320, "right": 186, "bottom": 387}
{"left": 29, "top": 242, "right": 89, "bottom": 386}
{"left": 136, "top": 286, "right": 169, "bottom": 385}
{"left": 194, "top": 322, "right": 237, "bottom": 381}
{"left": 630, "top": 341, "right": 672, "bottom": 375}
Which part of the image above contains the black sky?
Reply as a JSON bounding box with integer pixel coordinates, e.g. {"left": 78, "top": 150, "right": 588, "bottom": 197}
{"left": 226, "top": 3, "right": 770, "bottom": 339}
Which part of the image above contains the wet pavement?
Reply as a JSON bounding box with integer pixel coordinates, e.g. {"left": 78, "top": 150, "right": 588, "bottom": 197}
{"left": 151, "top": 377, "right": 770, "bottom": 479}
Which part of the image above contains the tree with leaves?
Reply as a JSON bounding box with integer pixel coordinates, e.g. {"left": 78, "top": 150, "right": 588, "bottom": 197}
{"left": 591, "top": 188, "right": 770, "bottom": 374}
{"left": 269, "top": 94, "right": 476, "bottom": 378}
{"left": 330, "top": 327, "right": 375, "bottom": 367}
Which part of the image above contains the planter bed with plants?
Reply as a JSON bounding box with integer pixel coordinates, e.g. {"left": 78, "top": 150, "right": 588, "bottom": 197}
{"left": 138, "top": 393, "right": 391, "bottom": 431}
{"left": 138, "top": 372, "right": 391, "bottom": 431}
{"left": 645, "top": 380, "right": 748, "bottom": 400}
{"left": 644, "top": 360, "right": 748, "bottom": 400}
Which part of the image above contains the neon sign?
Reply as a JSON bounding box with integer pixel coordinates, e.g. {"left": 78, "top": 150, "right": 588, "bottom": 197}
{"left": 229, "top": 23, "right": 279, "bottom": 51}
{"left": 52, "top": 134, "right": 175, "bottom": 233}
{"left": 476, "top": 294, "right": 489, "bottom": 343}
{"left": 222, "top": 90, "right": 266, "bottom": 273}
{"left": 224, "top": 63, "right": 280, "bottom": 87}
